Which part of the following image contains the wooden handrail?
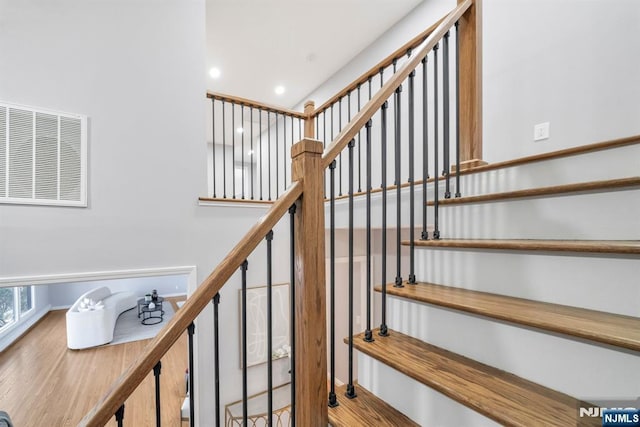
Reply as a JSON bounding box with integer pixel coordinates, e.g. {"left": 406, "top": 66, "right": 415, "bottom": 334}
{"left": 321, "top": 0, "right": 473, "bottom": 170}
{"left": 79, "top": 181, "right": 303, "bottom": 427}
{"left": 207, "top": 91, "right": 307, "bottom": 119}
{"left": 312, "top": 16, "right": 446, "bottom": 116}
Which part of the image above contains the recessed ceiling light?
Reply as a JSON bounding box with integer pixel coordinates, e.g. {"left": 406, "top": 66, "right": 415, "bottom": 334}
{"left": 209, "top": 67, "right": 221, "bottom": 79}
{"left": 274, "top": 85, "right": 285, "bottom": 95}
{"left": 236, "top": 127, "right": 244, "bottom": 134}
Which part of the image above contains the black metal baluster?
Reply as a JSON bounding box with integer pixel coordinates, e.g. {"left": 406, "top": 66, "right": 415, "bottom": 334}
{"left": 275, "top": 114, "right": 279, "bottom": 199}
{"left": 213, "top": 293, "right": 221, "bottom": 427}
{"left": 364, "top": 119, "right": 373, "bottom": 342}
{"left": 283, "top": 114, "right": 286, "bottom": 193}
{"left": 115, "top": 404, "right": 125, "bottom": 427}
{"left": 331, "top": 105, "right": 336, "bottom": 196}
{"left": 393, "top": 58, "right": 397, "bottom": 74}
{"left": 268, "top": 111, "right": 272, "bottom": 201}
{"left": 433, "top": 43, "right": 441, "bottom": 240}
{"left": 291, "top": 115, "right": 295, "bottom": 188}
{"left": 154, "top": 361, "right": 162, "bottom": 427}
{"left": 455, "top": 22, "right": 462, "bottom": 198}
{"left": 443, "top": 31, "right": 451, "bottom": 199}
{"left": 379, "top": 68, "right": 384, "bottom": 188}
{"left": 241, "top": 105, "right": 245, "bottom": 199}
{"left": 241, "top": 260, "right": 249, "bottom": 425}
{"left": 379, "top": 101, "right": 389, "bottom": 337}
{"left": 357, "top": 85, "right": 362, "bottom": 193}
{"left": 347, "top": 92, "right": 353, "bottom": 194}
{"left": 288, "top": 204, "right": 297, "bottom": 424}
{"left": 222, "top": 100, "right": 227, "bottom": 198}
{"left": 187, "top": 322, "right": 195, "bottom": 427}
{"left": 328, "top": 160, "right": 338, "bottom": 408}
{"left": 250, "top": 107, "right": 254, "bottom": 200}
{"left": 323, "top": 110, "right": 327, "bottom": 198}
{"left": 232, "top": 102, "right": 236, "bottom": 199}
{"left": 338, "top": 98, "right": 343, "bottom": 197}
{"left": 394, "top": 84, "right": 403, "bottom": 288}
{"left": 212, "top": 98, "right": 216, "bottom": 198}
{"left": 259, "top": 109, "right": 263, "bottom": 200}
{"left": 346, "top": 139, "right": 357, "bottom": 399}
{"left": 266, "top": 230, "right": 274, "bottom": 426}
{"left": 408, "top": 69, "right": 417, "bottom": 285}
{"left": 422, "top": 57, "right": 429, "bottom": 240}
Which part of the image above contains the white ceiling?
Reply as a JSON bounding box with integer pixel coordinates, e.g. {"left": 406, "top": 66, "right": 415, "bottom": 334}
{"left": 206, "top": 0, "right": 423, "bottom": 109}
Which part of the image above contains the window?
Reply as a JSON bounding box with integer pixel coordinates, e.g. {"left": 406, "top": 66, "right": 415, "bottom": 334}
{"left": 0, "top": 286, "right": 34, "bottom": 333}
{"left": 0, "top": 102, "right": 87, "bottom": 206}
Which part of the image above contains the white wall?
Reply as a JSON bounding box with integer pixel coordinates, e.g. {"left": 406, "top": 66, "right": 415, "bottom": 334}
{"left": 295, "top": 0, "right": 456, "bottom": 112}
{"left": 0, "top": 1, "right": 280, "bottom": 425}
{"left": 483, "top": 0, "right": 640, "bottom": 162}
{"left": 297, "top": 0, "right": 640, "bottom": 165}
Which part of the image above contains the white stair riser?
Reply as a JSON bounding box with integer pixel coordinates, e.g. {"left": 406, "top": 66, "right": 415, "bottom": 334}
{"left": 456, "top": 144, "right": 640, "bottom": 196}
{"left": 414, "top": 249, "right": 640, "bottom": 317}
{"left": 328, "top": 185, "right": 640, "bottom": 240}
{"left": 438, "top": 188, "right": 640, "bottom": 240}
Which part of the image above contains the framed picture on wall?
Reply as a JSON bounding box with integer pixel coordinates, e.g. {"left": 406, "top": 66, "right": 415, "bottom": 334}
{"left": 239, "top": 283, "right": 290, "bottom": 367}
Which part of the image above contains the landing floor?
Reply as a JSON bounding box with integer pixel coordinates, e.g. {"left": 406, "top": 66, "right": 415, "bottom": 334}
{"left": 0, "top": 297, "right": 188, "bottom": 426}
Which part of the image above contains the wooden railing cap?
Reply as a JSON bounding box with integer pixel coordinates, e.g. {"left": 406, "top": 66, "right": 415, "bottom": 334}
{"left": 291, "top": 139, "right": 323, "bottom": 159}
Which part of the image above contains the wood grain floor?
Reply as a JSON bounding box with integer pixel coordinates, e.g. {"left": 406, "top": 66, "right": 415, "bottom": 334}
{"left": 0, "top": 298, "right": 188, "bottom": 427}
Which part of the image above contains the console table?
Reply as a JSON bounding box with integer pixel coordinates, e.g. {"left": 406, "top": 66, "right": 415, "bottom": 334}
{"left": 137, "top": 297, "right": 165, "bottom": 325}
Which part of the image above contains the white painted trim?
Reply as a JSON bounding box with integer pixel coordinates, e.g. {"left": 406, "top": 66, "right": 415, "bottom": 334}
{"left": 198, "top": 199, "right": 272, "bottom": 209}
{"left": 0, "top": 265, "right": 198, "bottom": 288}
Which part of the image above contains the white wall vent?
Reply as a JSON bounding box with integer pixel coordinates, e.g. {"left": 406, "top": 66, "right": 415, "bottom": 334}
{"left": 0, "top": 102, "right": 87, "bottom": 207}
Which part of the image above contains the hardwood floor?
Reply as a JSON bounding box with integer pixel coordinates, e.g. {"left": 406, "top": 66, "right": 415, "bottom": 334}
{"left": 0, "top": 298, "right": 188, "bottom": 426}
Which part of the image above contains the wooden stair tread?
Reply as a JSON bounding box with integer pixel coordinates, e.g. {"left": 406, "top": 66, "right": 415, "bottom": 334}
{"left": 328, "top": 383, "right": 418, "bottom": 427}
{"left": 405, "top": 239, "right": 640, "bottom": 254}
{"left": 375, "top": 282, "right": 640, "bottom": 351}
{"left": 427, "top": 177, "right": 640, "bottom": 206}
{"left": 460, "top": 134, "right": 640, "bottom": 175}
{"left": 350, "top": 329, "right": 599, "bottom": 427}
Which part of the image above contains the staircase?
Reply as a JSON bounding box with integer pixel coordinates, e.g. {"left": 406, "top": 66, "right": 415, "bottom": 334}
{"left": 78, "top": 1, "right": 640, "bottom": 425}
{"left": 328, "top": 138, "right": 640, "bottom": 426}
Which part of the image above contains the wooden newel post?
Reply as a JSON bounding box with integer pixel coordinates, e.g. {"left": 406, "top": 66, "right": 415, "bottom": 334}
{"left": 304, "top": 101, "right": 315, "bottom": 139}
{"left": 291, "top": 138, "right": 327, "bottom": 426}
{"left": 457, "top": 0, "right": 485, "bottom": 169}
